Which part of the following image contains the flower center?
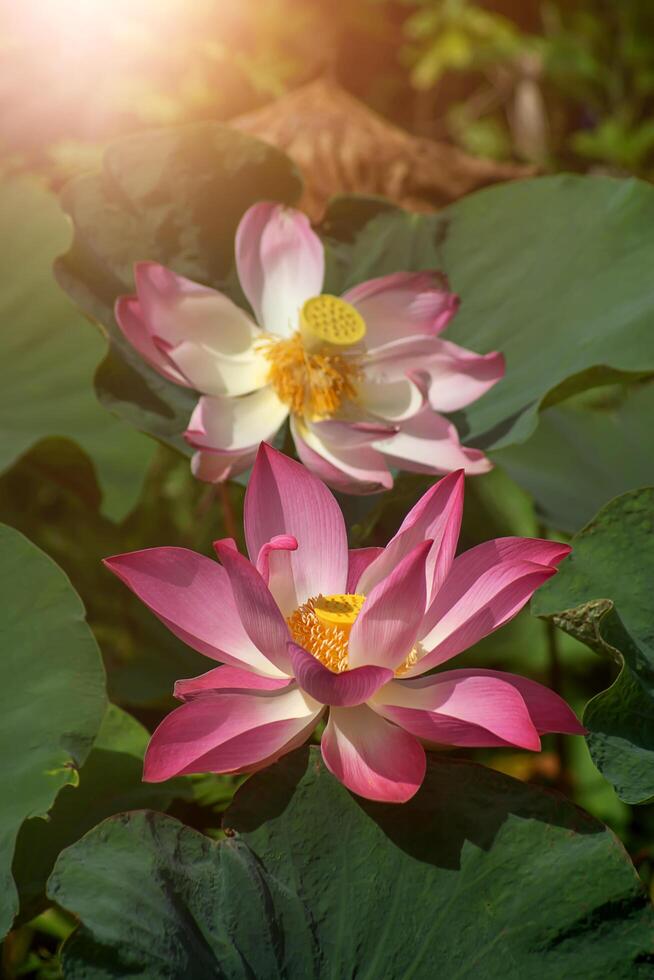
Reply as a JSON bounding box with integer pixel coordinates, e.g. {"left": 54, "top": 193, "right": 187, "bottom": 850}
{"left": 260, "top": 295, "right": 365, "bottom": 420}
{"left": 287, "top": 593, "right": 365, "bottom": 673}
{"left": 287, "top": 592, "right": 420, "bottom": 676}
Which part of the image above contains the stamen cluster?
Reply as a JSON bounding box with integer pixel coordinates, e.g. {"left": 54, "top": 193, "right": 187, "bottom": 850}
{"left": 260, "top": 333, "right": 361, "bottom": 419}
{"left": 287, "top": 593, "right": 361, "bottom": 673}
{"left": 287, "top": 592, "right": 421, "bottom": 675}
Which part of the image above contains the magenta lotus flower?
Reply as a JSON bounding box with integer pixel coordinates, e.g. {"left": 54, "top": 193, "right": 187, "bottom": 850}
{"left": 115, "top": 202, "right": 504, "bottom": 493}
{"left": 104, "top": 445, "right": 584, "bottom": 803}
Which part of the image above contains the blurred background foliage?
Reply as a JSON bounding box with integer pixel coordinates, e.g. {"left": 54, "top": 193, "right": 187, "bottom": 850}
{"left": 5, "top": 0, "right": 654, "bottom": 183}
{"left": 4, "top": 1, "right": 654, "bottom": 973}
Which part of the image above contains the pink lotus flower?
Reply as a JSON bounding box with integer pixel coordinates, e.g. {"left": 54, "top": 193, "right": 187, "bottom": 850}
{"left": 115, "top": 202, "right": 504, "bottom": 493}
{"left": 105, "top": 445, "right": 584, "bottom": 803}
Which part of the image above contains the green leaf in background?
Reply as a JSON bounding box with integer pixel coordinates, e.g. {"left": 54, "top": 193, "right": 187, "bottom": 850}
{"left": 494, "top": 383, "right": 654, "bottom": 534}
{"left": 12, "top": 704, "right": 185, "bottom": 923}
{"left": 48, "top": 748, "right": 653, "bottom": 978}
{"left": 323, "top": 175, "right": 654, "bottom": 451}
{"left": 533, "top": 488, "right": 654, "bottom": 804}
{"left": 0, "top": 440, "right": 226, "bottom": 707}
{"left": 0, "top": 524, "right": 106, "bottom": 938}
{"left": 55, "top": 123, "right": 302, "bottom": 449}
{"left": 0, "top": 176, "right": 155, "bottom": 521}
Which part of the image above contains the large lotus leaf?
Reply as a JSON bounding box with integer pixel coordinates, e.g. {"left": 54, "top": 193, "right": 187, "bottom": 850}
{"left": 322, "top": 176, "right": 654, "bottom": 449}
{"left": 55, "top": 123, "right": 302, "bottom": 448}
{"left": 0, "top": 176, "right": 155, "bottom": 521}
{"left": 12, "top": 704, "right": 184, "bottom": 923}
{"left": 0, "top": 524, "right": 106, "bottom": 938}
{"left": 48, "top": 747, "right": 653, "bottom": 979}
{"left": 532, "top": 488, "right": 654, "bottom": 804}
{"left": 494, "top": 383, "right": 654, "bottom": 533}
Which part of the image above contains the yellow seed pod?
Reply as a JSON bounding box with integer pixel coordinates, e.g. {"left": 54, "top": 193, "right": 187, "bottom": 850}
{"left": 312, "top": 593, "right": 366, "bottom": 629}
{"left": 300, "top": 295, "right": 366, "bottom": 347}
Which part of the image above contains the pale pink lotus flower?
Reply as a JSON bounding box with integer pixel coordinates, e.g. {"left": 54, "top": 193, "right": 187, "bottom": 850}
{"left": 115, "top": 202, "right": 504, "bottom": 493}
{"left": 105, "top": 445, "right": 584, "bottom": 803}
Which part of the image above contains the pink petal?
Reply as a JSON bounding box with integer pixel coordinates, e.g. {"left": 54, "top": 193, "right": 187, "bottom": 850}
{"left": 114, "top": 295, "right": 188, "bottom": 385}
{"left": 212, "top": 536, "right": 238, "bottom": 555}
{"left": 288, "top": 642, "right": 392, "bottom": 706}
{"left": 174, "top": 665, "right": 292, "bottom": 701}
{"left": 372, "top": 673, "right": 541, "bottom": 750}
{"left": 348, "top": 540, "right": 431, "bottom": 670}
{"left": 413, "top": 668, "right": 586, "bottom": 735}
{"left": 452, "top": 536, "right": 572, "bottom": 571}
{"left": 255, "top": 535, "right": 300, "bottom": 618}
{"left": 412, "top": 561, "right": 558, "bottom": 675}
{"left": 321, "top": 704, "right": 426, "bottom": 803}
{"left": 363, "top": 334, "right": 437, "bottom": 384}
{"left": 169, "top": 339, "right": 269, "bottom": 398}
{"left": 364, "top": 336, "right": 503, "bottom": 413}
{"left": 308, "top": 418, "right": 399, "bottom": 448}
{"left": 144, "top": 685, "right": 322, "bottom": 781}
{"left": 235, "top": 202, "right": 324, "bottom": 335}
{"left": 214, "top": 540, "right": 292, "bottom": 675}
{"left": 416, "top": 533, "right": 571, "bottom": 637}
{"left": 343, "top": 271, "right": 459, "bottom": 348}
{"left": 291, "top": 417, "right": 394, "bottom": 495}
{"left": 118, "top": 263, "right": 267, "bottom": 396}
{"left": 238, "top": 716, "right": 324, "bottom": 777}
{"left": 244, "top": 444, "right": 348, "bottom": 608}
{"left": 256, "top": 535, "right": 298, "bottom": 580}
{"left": 103, "top": 548, "right": 286, "bottom": 677}
{"left": 190, "top": 446, "right": 255, "bottom": 484}
{"left": 357, "top": 376, "right": 424, "bottom": 422}
{"left": 347, "top": 547, "right": 384, "bottom": 593}
{"left": 184, "top": 388, "right": 288, "bottom": 453}
{"left": 373, "top": 407, "right": 492, "bottom": 476}
{"left": 133, "top": 262, "right": 258, "bottom": 348}
{"left": 357, "top": 469, "right": 464, "bottom": 601}
{"left": 419, "top": 340, "right": 505, "bottom": 413}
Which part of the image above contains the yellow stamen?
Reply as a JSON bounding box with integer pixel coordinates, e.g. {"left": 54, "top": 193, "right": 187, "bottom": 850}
{"left": 260, "top": 330, "right": 361, "bottom": 420}
{"left": 287, "top": 592, "right": 421, "bottom": 676}
{"left": 300, "top": 295, "right": 366, "bottom": 347}
{"left": 287, "top": 593, "right": 364, "bottom": 674}
{"left": 395, "top": 646, "right": 420, "bottom": 675}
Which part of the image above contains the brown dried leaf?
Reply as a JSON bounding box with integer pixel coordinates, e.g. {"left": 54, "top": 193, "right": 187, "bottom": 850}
{"left": 231, "top": 79, "right": 534, "bottom": 219}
